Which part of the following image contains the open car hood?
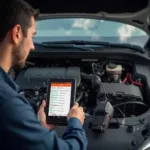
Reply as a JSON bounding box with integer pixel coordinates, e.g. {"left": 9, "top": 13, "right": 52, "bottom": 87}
{"left": 27, "top": 0, "right": 150, "bottom": 34}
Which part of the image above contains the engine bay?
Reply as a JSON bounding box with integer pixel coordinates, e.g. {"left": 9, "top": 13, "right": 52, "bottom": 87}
{"left": 8, "top": 56, "right": 150, "bottom": 149}
{"left": 11, "top": 59, "right": 149, "bottom": 120}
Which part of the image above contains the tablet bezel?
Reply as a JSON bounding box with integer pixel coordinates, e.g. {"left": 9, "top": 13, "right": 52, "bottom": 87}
{"left": 45, "top": 78, "right": 76, "bottom": 125}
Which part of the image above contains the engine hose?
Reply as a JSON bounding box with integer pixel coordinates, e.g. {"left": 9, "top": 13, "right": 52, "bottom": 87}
{"left": 81, "top": 72, "right": 91, "bottom": 81}
{"left": 113, "top": 101, "right": 149, "bottom": 108}
{"left": 76, "top": 91, "right": 84, "bottom": 102}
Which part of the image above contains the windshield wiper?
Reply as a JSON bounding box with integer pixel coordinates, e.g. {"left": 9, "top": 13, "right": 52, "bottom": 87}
{"left": 34, "top": 42, "right": 94, "bottom": 51}
{"left": 42, "top": 40, "right": 145, "bottom": 53}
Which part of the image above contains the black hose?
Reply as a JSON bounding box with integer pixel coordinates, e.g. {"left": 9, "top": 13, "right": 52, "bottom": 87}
{"left": 76, "top": 91, "right": 84, "bottom": 102}
{"left": 81, "top": 72, "right": 91, "bottom": 81}
{"left": 113, "top": 101, "right": 149, "bottom": 108}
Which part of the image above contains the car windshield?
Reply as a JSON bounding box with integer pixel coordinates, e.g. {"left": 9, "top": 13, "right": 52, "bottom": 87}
{"left": 34, "top": 17, "right": 149, "bottom": 48}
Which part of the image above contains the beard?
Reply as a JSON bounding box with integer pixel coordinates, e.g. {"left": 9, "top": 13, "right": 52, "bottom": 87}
{"left": 12, "top": 38, "right": 27, "bottom": 70}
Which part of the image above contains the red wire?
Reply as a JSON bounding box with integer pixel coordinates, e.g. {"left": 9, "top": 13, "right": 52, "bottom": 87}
{"left": 128, "top": 74, "right": 143, "bottom": 86}
{"left": 122, "top": 76, "right": 128, "bottom": 83}
{"left": 122, "top": 73, "right": 143, "bottom": 86}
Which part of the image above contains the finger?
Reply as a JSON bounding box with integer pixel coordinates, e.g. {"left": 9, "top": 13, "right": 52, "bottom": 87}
{"left": 71, "top": 102, "right": 79, "bottom": 109}
{"left": 79, "top": 106, "right": 83, "bottom": 111}
{"left": 45, "top": 124, "right": 55, "bottom": 130}
{"left": 82, "top": 113, "right": 85, "bottom": 119}
{"left": 48, "top": 124, "right": 56, "bottom": 130}
{"left": 39, "top": 100, "right": 46, "bottom": 110}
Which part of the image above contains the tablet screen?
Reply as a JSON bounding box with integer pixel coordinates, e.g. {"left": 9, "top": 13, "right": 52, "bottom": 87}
{"left": 48, "top": 82, "right": 72, "bottom": 116}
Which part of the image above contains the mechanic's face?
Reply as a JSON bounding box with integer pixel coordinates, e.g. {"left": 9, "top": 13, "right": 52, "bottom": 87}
{"left": 12, "top": 16, "right": 36, "bottom": 69}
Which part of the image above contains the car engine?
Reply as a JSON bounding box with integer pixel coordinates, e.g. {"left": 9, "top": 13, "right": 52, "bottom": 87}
{"left": 12, "top": 59, "right": 148, "bottom": 120}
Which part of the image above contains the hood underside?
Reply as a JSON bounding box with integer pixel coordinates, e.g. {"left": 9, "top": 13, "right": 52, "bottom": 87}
{"left": 26, "top": 0, "right": 150, "bottom": 34}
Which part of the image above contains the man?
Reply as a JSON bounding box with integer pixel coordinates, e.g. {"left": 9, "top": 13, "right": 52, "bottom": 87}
{"left": 0, "top": 0, "right": 87, "bottom": 150}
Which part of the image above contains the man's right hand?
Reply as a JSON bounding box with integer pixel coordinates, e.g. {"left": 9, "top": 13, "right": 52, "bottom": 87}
{"left": 67, "top": 102, "right": 85, "bottom": 125}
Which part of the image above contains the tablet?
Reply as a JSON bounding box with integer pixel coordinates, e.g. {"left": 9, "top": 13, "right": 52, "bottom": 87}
{"left": 45, "top": 78, "right": 76, "bottom": 125}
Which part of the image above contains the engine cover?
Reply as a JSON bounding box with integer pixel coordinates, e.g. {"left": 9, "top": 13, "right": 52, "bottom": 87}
{"left": 99, "top": 83, "right": 143, "bottom": 103}
{"left": 15, "top": 67, "right": 81, "bottom": 90}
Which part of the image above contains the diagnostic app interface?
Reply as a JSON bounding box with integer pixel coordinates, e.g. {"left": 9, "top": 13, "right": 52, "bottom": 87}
{"left": 48, "top": 82, "right": 72, "bottom": 116}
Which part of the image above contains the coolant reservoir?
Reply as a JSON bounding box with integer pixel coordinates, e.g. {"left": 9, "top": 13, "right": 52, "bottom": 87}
{"left": 106, "top": 63, "right": 122, "bottom": 82}
{"left": 106, "top": 63, "right": 122, "bottom": 74}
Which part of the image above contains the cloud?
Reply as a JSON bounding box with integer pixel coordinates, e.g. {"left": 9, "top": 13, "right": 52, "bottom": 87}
{"left": 65, "top": 30, "right": 72, "bottom": 35}
{"left": 72, "top": 19, "right": 96, "bottom": 30}
{"left": 71, "top": 19, "right": 99, "bottom": 37}
{"left": 117, "top": 25, "right": 136, "bottom": 42}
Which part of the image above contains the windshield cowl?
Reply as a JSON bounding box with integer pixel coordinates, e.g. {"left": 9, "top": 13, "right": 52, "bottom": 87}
{"left": 34, "top": 40, "right": 145, "bottom": 53}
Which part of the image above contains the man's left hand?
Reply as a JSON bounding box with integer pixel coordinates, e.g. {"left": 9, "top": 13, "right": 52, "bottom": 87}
{"left": 38, "top": 100, "right": 56, "bottom": 130}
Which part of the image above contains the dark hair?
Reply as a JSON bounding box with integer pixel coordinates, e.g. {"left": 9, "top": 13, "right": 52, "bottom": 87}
{"left": 0, "top": 0, "right": 39, "bottom": 42}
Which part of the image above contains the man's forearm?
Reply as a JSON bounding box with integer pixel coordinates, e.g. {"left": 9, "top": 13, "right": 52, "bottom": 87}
{"left": 62, "top": 118, "right": 88, "bottom": 150}
{"left": 2, "top": 96, "right": 88, "bottom": 150}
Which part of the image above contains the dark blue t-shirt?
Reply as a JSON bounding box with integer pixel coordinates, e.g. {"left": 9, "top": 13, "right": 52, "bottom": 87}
{"left": 0, "top": 67, "right": 87, "bottom": 150}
